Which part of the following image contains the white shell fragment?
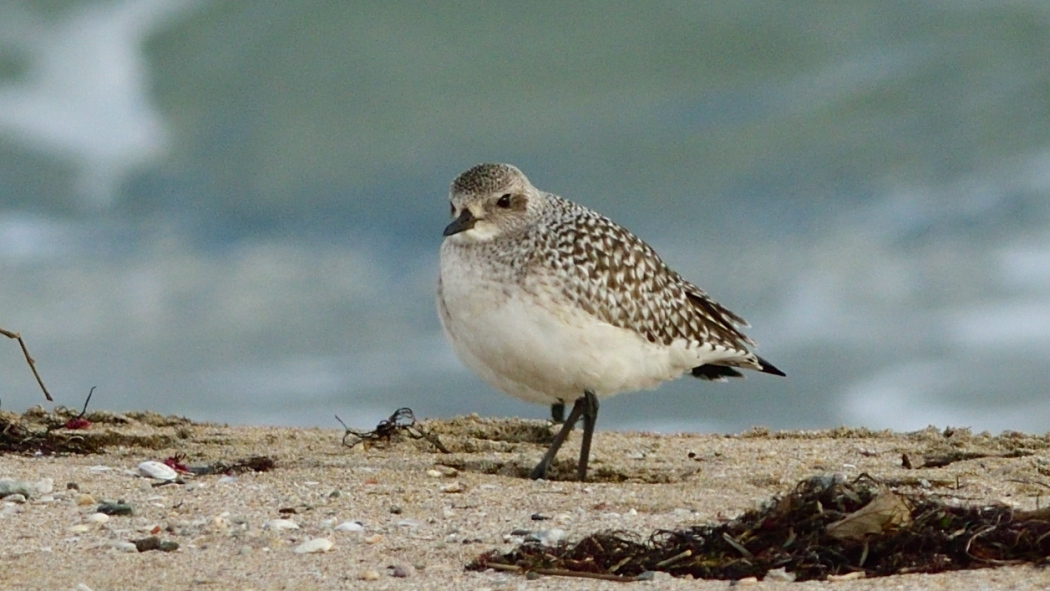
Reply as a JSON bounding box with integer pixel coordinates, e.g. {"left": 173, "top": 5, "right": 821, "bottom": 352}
{"left": 263, "top": 518, "right": 300, "bottom": 531}
{"left": 137, "top": 461, "right": 178, "bottom": 481}
{"left": 527, "top": 528, "right": 568, "bottom": 547}
{"left": 335, "top": 521, "right": 365, "bottom": 533}
{"left": 293, "top": 538, "right": 334, "bottom": 554}
{"left": 439, "top": 482, "right": 464, "bottom": 493}
{"left": 110, "top": 541, "right": 138, "bottom": 553}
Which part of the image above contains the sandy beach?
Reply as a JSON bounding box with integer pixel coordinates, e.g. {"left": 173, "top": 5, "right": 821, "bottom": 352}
{"left": 2, "top": 407, "right": 1050, "bottom": 590}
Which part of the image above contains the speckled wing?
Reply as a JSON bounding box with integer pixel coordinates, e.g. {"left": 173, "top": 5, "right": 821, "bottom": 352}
{"left": 537, "top": 196, "right": 769, "bottom": 372}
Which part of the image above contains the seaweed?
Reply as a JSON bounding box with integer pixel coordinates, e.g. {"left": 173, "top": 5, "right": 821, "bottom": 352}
{"left": 470, "top": 474, "right": 1050, "bottom": 581}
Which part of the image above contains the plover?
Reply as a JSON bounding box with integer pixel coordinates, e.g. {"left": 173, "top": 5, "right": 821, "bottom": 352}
{"left": 437, "top": 163, "right": 784, "bottom": 481}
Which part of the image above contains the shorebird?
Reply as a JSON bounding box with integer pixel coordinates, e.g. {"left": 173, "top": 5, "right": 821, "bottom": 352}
{"left": 437, "top": 163, "right": 784, "bottom": 481}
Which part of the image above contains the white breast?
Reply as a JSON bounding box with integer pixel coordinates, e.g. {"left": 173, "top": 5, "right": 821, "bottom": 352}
{"left": 438, "top": 244, "right": 735, "bottom": 406}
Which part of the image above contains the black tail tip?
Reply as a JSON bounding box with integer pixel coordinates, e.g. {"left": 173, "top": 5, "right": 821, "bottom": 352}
{"left": 756, "top": 355, "right": 786, "bottom": 377}
{"left": 691, "top": 364, "right": 744, "bottom": 380}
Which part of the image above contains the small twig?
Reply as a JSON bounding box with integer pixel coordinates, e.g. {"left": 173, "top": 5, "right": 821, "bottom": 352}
{"left": 655, "top": 548, "right": 692, "bottom": 568}
{"left": 607, "top": 555, "right": 632, "bottom": 573}
{"left": 1, "top": 327, "right": 53, "bottom": 401}
{"left": 77, "top": 387, "right": 96, "bottom": 419}
{"left": 963, "top": 524, "right": 997, "bottom": 560}
{"left": 722, "top": 532, "right": 754, "bottom": 559}
{"left": 484, "top": 563, "right": 644, "bottom": 582}
{"left": 858, "top": 539, "right": 869, "bottom": 567}
{"left": 532, "top": 568, "right": 645, "bottom": 582}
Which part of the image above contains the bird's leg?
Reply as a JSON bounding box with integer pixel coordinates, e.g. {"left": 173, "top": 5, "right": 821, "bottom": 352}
{"left": 577, "top": 391, "right": 599, "bottom": 482}
{"left": 530, "top": 396, "right": 586, "bottom": 480}
{"left": 550, "top": 402, "right": 565, "bottom": 424}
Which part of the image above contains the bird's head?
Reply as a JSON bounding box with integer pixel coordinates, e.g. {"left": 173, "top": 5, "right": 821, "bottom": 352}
{"left": 443, "top": 163, "right": 544, "bottom": 243}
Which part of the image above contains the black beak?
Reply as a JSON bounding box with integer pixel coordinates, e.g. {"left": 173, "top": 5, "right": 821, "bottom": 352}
{"left": 443, "top": 209, "right": 477, "bottom": 236}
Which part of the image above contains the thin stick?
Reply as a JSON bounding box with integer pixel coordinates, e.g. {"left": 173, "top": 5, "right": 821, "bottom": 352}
{"left": 484, "top": 563, "right": 644, "bottom": 582}
{"left": 655, "top": 548, "right": 692, "bottom": 568}
{"left": 0, "top": 328, "right": 53, "bottom": 401}
{"left": 722, "top": 532, "right": 754, "bottom": 559}
{"left": 77, "top": 387, "right": 96, "bottom": 419}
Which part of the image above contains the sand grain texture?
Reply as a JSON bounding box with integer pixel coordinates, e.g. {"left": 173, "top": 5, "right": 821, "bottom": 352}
{"left": 2, "top": 410, "right": 1050, "bottom": 590}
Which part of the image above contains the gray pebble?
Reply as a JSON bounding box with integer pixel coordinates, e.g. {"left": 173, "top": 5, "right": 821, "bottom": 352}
{"left": 97, "top": 502, "right": 133, "bottom": 516}
{"left": 392, "top": 563, "right": 414, "bottom": 578}
{"left": 0, "top": 479, "right": 37, "bottom": 499}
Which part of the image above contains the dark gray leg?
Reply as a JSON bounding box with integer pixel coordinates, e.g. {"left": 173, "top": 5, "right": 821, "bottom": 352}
{"left": 577, "top": 391, "right": 599, "bottom": 482}
{"left": 550, "top": 402, "right": 565, "bottom": 423}
{"left": 530, "top": 391, "right": 599, "bottom": 482}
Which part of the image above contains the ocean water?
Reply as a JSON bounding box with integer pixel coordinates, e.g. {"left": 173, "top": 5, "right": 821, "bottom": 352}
{"left": 2, "top": 1, "right": 1049, "bottom": 434}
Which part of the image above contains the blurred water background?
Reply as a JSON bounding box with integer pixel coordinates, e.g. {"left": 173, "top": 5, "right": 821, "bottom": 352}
{"left": 2, "top": 1, "right": 1049, "bottom": 434}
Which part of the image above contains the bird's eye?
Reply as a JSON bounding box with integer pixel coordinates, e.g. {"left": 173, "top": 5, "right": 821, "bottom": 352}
{"left": 496, "top": 194, "right": 512, "bottom": 208}
{"left": 449, "top": 202, "right": 455, "bottom": 217}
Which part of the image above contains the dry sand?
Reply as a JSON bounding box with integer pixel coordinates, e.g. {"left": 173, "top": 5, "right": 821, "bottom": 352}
{"left": 2, "top": 408, "right": 1050, "bottom": 590}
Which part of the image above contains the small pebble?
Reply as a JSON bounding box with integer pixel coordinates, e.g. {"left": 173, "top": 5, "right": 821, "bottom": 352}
{"left": 426, "top": 469, "right": 443, "bottom": 478}
{"left": 38, "top": 478, "right": 54, "bottom": 495}
{"left": 440, "top": 482, "right": 464, "bottom": 493}
{"left": 4, "top": 494, "right": 27, "bottom": 504}
{"left": 392, "top": 563, "right": 414, "bottom": 578}
{"left": 731, "top": 576, "right": 759, "bottom": 586}
{"left": 76, "top": 584, "right": 93, "bottom": 591}
{"left": 137, "top": 461, "right": 178, "bottom": 481}
{"left": 0, "top": 478, "right": 52, "bottom": 499}
{"left": 389, "top": 506, "right": 402, "bottom": 514}
{"left": 69, "top": 524, "right": 91, "bottom": 534}
{"left": 335, "top": 521, "right": 364, "bottom": 533}
{"left": 67, "top": 482, "right": 80, "bottom": 491}
{"left": 765, "top": 567, "right": 796, "bottom": 582}
{"left": 430, "top": 465, "right": 458, "bottom": 477}
{"left": 110, "top": 541, "right": 139, "bottom": 553}
{"left": 97, "top": 502, "right": 133, "bottom": 516}
{"left": 359, "top": 570, "right": 380, "bottom": 581}
{"left": 133, "top": 536, "right": 179, "bottom": 552}
{"left": 364, "top": 534, "right": 382, "bottom": 545}
{"left": 87, "top": 513, "right": 110, "bottom": 524}
{"left": 263, "top": 519, "right": 300, "bottom": 531}
{"left": 75, "top": 494, "right": 96, "bottom": 506}
{"left": 294, "top": 538, "right": 334, "bottom": 554}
